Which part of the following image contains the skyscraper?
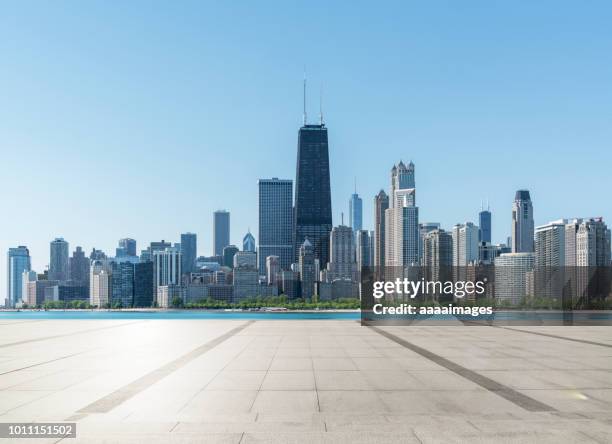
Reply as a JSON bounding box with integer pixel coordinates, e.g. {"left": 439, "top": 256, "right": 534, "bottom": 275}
{"left": 118, "top": 238, "right": 137, "bottom": 257}
{"left": 223, "top": 245, "right": 239, "bottom": 269}
{"left": 49, "top": 238, "right": 69, "bottom": 282}
{"left": 355, "top": 230, "right": 372, "bottom": 271}
{"left": 134, "top": 261, "right": 154, "bottom": 307}
{"left": 535, "top": 220, "right": 566, "bottom": 299}
{"left": 258, "top": 178, "right": 294, "bottom": 274}
{"left": 422, "top": 229, "right": 453, "bottom": 286}
{"left": 418, "top": 222, "right": 440, "bottom": 264}
{"left": 69, "top": 246, "right": 90, "bottom": 287}
{"left": 265, "top": 255, "right": 280, "bottom": 286}
{"left": 7, "top": 246, "right": 31, "bottom": 307}
{"left": 243, "top": 231, "right": 256, "bottom": 253}
{"left": 153, "top": 247, "right": 182, "bottom": 301}
{"left": 495, "top": 253, "right": 535, "bottom": 305}
{"left": 452, "top": 223, "right": 480, "bottom": 267}
{"left": 385, "top": 187, "right": 419, "bottom": 267}
{"left": 512, "top": 190, "right": 534, "bottom": 253}
{"left": 373, "top": 190, "right": 389, "bottom": 267}
{"left": 294, "top": 123, "right": 332, "bottom": 267}
{"left": 349, "top": 190, "right": 363, "bottom": 232}
{"left": 390, "top": 161, "right": 415, "bottom": 208}
{"left": 576, "top": 218, "right": 611, "bottom": 266}
{"left": 323, "top": 225, "right": 357, "bottom": 282}
{"left": 298, "top": 239, "right": 315, "bottom": 299}
{"left": 479, "top": 207, "right": 492, "bottom": 243}
{"left": 213, "top": 210, "right": 230, "bottom": 256}
{"left": 180, "top": 233, "right": 197, "bottom": 274}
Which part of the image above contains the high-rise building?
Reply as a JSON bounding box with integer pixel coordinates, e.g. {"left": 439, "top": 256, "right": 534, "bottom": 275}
{"left": 153, "top": 247, "right": 182, "bottom": 303}
{"left": 390, "top": 161, "right": 415, "bottom": 208}
{"left": 49, "top": 238, "right": 69, "bottom": 282}
{"left": 479, "top": 207, "right": 492, "bottom": 243}
{"left": 90, "top": 260, "right": 110, "bottom": 307}
{"left": 266, "top": 255, "right": 280, "bottom": 286}
{"left": 110, "top": 261, "right": 135, "bottom": 308}
{"left": 258, "top": 178, "right": 294, "bottom": 274}
{"left": 419, "top": 223, "right": 440, "bottom": 264}
{"left": 564, "top": 219, "right": 583, "bottom": 267}
{"left": 323, "top": 225, "right": 357, "bottom": 282}
{"left": 385, "top": 187, "right": 419, "bottom": 267}
{"left": 69, "top": 246, "right": 90, "bottom": 287}
{"left": 118, "top": 238, "right": 137, "bottom": 257}
{"left": 234, "top": 251, "right": 257, "bottom": 269}
{"left": 134, "top": 261, "right": 154, "bottom": 307}
{"left": 512, "top": 190, "right": 534, "bottom": 253}
{"left": 576, "top": 218, "right": 611, "bottom": 266}
{"left": 294, "top": 123, "right": 332, "bottom": 267}
{"left": 243, "top": 231, "right": 256, "bottom": 253}
{"left": 535, "top": 220, "right": 567, "bottom": 299}
{"left": 535, "top": 220, "right": 566, "bottom": 267}
{"left": 298, "top": 239, "right": 316, "bottom": 299}
{"left": 355, "top": 230, "right": 372, "bottom": 271}
{"left": 213, "top": 210, "right": 230, "bottom": 256}
{"left": 494, "top": 253, "right": 535, "bottom": 304}
{"left": 349, "top": 191, "right": 363, "bottom": 232}
{"left": 422, "top": 229, "right": 453, "bottom": 286}
{"left": 452, "top": 223, "right": 480, "bottom": 267}
{"left": 223, "top": 245, "right": 239, "bottom": 268}
{"left": 180, "top": 233, "right": 197, "bottom": 274}
{"left": 7, "top": 246, "right": 31, "bottom": 307}
{"left": 373, "top": 190, "right": 389, "bottom": 267}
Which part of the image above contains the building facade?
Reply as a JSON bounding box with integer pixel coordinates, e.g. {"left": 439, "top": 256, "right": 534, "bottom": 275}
{"left": 373, "top": 190, "right": 389, "bottom": 268}
{"left": 213, "top": 210, "right": 230, "bottom": 256}
{"left": 512, "top": 190, "right": 534, "bottom": 253}
{"left": 49, "top": 238, "right": 69, "bottom": 282}
{"left": 258, "top": 178, "right": 294, "bottom": 274}
{"left": 7, "top": 246, "right": 31, "bottom": 307}
{"left": 294, "top": 124, "right": 333, "bottom": 267}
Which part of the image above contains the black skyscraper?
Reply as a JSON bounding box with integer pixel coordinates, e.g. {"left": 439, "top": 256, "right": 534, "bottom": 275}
{"left": 294, "top": 124, "right": 332, "bottom": 266}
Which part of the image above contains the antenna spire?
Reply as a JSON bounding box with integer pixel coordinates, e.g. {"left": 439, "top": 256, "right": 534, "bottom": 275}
{"left": 303, "top": 68, "right": 307, "bottom": 125}
{"left": 319, "top": 82, "right": 324, "bottom": 125}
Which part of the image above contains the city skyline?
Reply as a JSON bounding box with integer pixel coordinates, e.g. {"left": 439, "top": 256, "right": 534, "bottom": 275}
{"left": 2, "top": 2, "right": 612, "bottom": 291}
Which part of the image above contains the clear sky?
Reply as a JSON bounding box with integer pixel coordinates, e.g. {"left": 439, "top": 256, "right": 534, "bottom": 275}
{"left": 2, "top": 1, "right": 612, "bottom": 287}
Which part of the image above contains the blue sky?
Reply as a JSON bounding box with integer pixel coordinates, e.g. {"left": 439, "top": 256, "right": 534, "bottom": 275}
{"left": 2, "top": 1, "right": 612, "bottom": 285}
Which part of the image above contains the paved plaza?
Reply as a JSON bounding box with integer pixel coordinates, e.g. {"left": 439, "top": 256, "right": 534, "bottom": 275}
{"left": 1, "top": 318, "right": 612, "bottom": 443}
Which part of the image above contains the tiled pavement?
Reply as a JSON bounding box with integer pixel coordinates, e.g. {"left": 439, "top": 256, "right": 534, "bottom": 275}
{"left": 0, "top": 319, "right": 612, "bottom": 443}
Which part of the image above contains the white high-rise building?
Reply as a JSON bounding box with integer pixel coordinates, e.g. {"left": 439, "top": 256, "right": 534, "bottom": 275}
{"left": 153, "top": 247, "right": 182, "bottom": 304}
{"left": 265, "top": 255, "right": 280, "bottom": 286}
{"left": 535, "top": 220, "right": 566, "bottom": 267}
{"left": 90, "top": 260, "right": 110, "bottom": 307}
{"left": 576, "top": 218, "right": 611, "bottom": 266}
{"left": 494, "top": 253, "right": 535, "bottom": 304}
{"left": 452, "top": 223, "right": 479, "bottom": 266}
{"left": 385, "top": 188, "right": 419, "bottom": 267}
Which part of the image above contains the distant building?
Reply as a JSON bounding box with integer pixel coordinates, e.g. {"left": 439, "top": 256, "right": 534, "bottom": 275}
{"left": 294, "top": 124, "right": 332, "bottom": 267}
{"left": 266, "top": 255, "right": 280, "bottom": 286}
{"left": 349, "top": 191, "right": 363, "bottom": 232}
{"left": 233, "top": 268, "right": 258, "bottom": 301}
{"left": 279, "top": 270, "right": 300, "bottom": 299}
{"left": 258, "top": 178, "right": 293, "bottom": 274}
{"left": 323, "top": 225, "right": 357, "bottom": 282}
{"left": 355, "top": 230, "right": 373, "bottom": 271}
{"left": 535, "top": 220, "right": 567, "bottom": 299}
{"left": 418, "top": 223, "right": 440, "bottom": 264}
{"left": 373, "top": 190, "right": 389, "bottom": 268}
{"left": 49, "top": 238, "right": 69, "bottom": 282}
{"left": 69, "top": 246, "right": 90, "bottom": 287}
{"left": 242, "top": 231, "right": 256, "bottom": 253}
{"left": 134, "top": 261, "right": 154, "bottom": 307}
{"left": 90, "top": 260, "right": 111, "bottom": 307}
{"left": 118, "top": 238, "right": 137, "bottom": 257}
{"left": 298, "top": 239, "right": 316, "bottom": 299}
{"left": 153, "top": 247, "right": 182, "bottom": 305}
{"left": 576, "top": 218, "right": 611, "bottom": 266}
{"left": 157, "top": 285, "right": 186, "bottom": 308}
{"left": 512, "top": 190, "right": 534, "bottom": 253}
{"left": 213, "top": 210, "right": 230, "bottom": 256}
{"left": 452, "top": 223, "right": 480, "bottom": 266}
{"left": 222, "top": 245, "right": 239, "bottom": 268}
{"left": 180, "top": 233, "right": 197, "bottom": 274}
{"left": 494, "top": 253, "right": 535, "bottom": 304}
{"left": 234, "top": 251, "right": 257, "bottom": 269}
{"left": 479, "top": 208, "right": 492, "bottom": 243}
{"left": 422, "top": 229, "right": 453, "bottom": 287}
{"left": 110, "top": 261, "right": 135, "bottom": 307}
{"left": 385, "top": 187, "right": 419, "bottom": 266}
{"left": 7, "top": 246, "right": 31, "bottom": 307}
